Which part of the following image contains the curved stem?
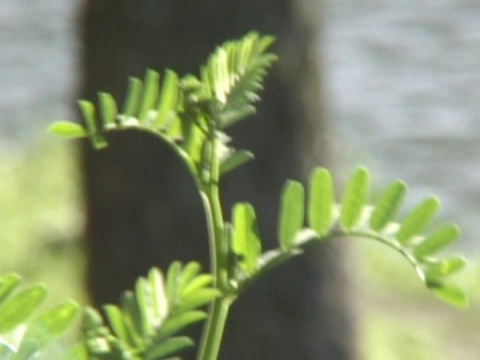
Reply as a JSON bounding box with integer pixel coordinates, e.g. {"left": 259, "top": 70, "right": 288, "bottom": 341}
{"left": 333, "top": 229, "right": 420, "bottom": 269}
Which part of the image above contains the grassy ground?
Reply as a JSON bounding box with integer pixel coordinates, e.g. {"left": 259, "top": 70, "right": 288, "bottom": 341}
{"left": 356, "top": 240, "right": 480, "bottom": 360}
{"left": 1, "top": 139, "right": 478, "bottom": 359}
{"left": 0, "top": 138, "right": 87, "bottom": 305}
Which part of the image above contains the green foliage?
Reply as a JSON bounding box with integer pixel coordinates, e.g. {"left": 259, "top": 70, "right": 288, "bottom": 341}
{"left": 278, "top": 181, "right": 305, "bottom": 250}
{"left": 340, "top": 166, "right": 370, "bottom": 230}
{"left": 38, "top": 31, "right": 472, "bottom": 359}
{"left": 231, "top": 203, "right": 262, "bottom": 276}
{"left": 234, "top": 166, "right": 467, "bottom": 308}
{"left": 308, "top": 168, "right": 335, "bottom": 237}
{"left": 80, "top": 263, "right": 219, "bottom": 360}
{"left": 49, "top": 32, "right": 277, "bottom": 189}
{"left": 0, "top": 273, "right": 79, "bottom": 359}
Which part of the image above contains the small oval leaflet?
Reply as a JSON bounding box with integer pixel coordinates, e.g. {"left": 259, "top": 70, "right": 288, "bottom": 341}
{"left": 369, "top": 180, "right": 407, "bottom": 232}
{"left": 414, "top": 224, "right": 461, "bottom": 259}
{"left": 308, "top": 167, "right": 334, "bottom": 237}
{"left": 278, "top": 180, "right": 305, "bottom": 249}
{"left": 397, "top": 197, "right": 441, "bottom": 244}
{"left": 48, "top": 121, "right": 87, "bottom": 138}
{"left": 340, "top": 167, "right": 370, "bottom": 230}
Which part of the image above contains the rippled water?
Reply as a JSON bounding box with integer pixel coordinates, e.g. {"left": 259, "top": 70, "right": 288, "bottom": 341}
{"left": 325, "top": 1, "right": 480, "bottom": 253}
{"left": 1, "top": 1, "right": 479, "bottom": 252}
{"left": 0, "top": 0, "right": 79, "bottom": 148}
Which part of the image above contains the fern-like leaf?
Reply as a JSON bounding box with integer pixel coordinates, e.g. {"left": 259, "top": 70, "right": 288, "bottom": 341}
{"left": 200, "top": 32, "right": 277, "bottom": 128}
{"left": 51, "top": 33, "right": 277, "bottom": 188}
{"left": 83, "top": 263, "right": 220, "bottom": 360}
{"left": 237, "top": 167, "right": 467, "bottom": 308}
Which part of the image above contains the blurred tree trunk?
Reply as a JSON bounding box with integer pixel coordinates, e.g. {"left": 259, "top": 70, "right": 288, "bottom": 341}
{"left": 79, "top": 1, "right": 358, "bottom": 359}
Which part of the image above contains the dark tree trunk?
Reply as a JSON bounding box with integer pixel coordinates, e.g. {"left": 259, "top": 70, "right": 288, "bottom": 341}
{"left": 79, "top": 1, "right": 358, "bottom": 359}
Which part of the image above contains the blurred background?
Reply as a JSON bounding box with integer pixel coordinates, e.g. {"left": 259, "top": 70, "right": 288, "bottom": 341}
{"left": 1, "top": 1, "right": 479, "bottom": 359}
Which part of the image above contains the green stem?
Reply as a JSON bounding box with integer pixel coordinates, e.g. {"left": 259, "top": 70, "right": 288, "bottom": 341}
{"left": 196, "top": 294, "right": 233, "bottom": 360}
{"left": 196, "top": 134, "right": 234, "bottom": 360}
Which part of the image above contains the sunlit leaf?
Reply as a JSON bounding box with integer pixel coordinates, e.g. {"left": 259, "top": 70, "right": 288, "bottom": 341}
{"left": 220, "top": 149, "right": 254, "bottom": 175}
{"left": 308, "top": 167, "right": 334, "bottom": 237}
{"left": 122, "top": 77, "right": 143, "bottom": 117}
{"left": 139, "top": 69, "right": 160, "bottom": 121}
{"left": 119, "top": 292, "right": 144, "bottom": 349}
{"left": 136, "top": 277, "right": 156, "bottom": 337}
{"left": 369, "top": 180, "right": 407, "bottom": 231}
{"left": 98, "top": 92, "right": 118, "bottom": 129}
{"left": 340, "top": 167, "right": 370, "bottom": 230}
{"left": 278, "top": 181, "right": 305, "bottom": 249}
{"left": 179, "top": 275, "right": 214, "bottom": 300}
{"left": 424, "top": 256, "right": 466, "bottom": 280}
{"left": 182, "top": 121, "right": 205, "bottom": 168}
{"left": 218, "top": 104, "right": 256, "bottom": 128}
{"left": 148, "top": 268, "right": 168, "bottom": 326}
{"left": 0, "top": 273, "right": 21, "bottom": 303}
{"left": 16, "top": 300, "right": 80, "bottom": 357}
{"left": 104, "top": 305, "right": 130, "bottom": 344}
{"left": 78, "top": 100, "right": 107, "bottom": 149}
{"left": 430, "top": 284, "right": 468, "bottom": 308}
{"left": 175, "top": 289, "right": 220, "bottom": 313}
{"left": 155, "top": 311, "right": 206, "bottom": 341}
{"left": 414, "top": 224, "right": 461, "bottom": 258}
{"left": 61, "top": 342, "right": 88, "bottom": 360}
{"left": 232, "top": 203, "right": 262, "bottom": 274}
{"left": 145, "top": 336, "right": 193, "bottom": 360}
{"left": 48, "top": 121, "right": 87, "bottom": 138}
{"left": 0, "top": 285, "right": 47, "bottom": 333}
{"left": 156, "top": 70, "right": 179, "bottom": 127}
{"left": 166, "top": 262, "right": 182, "bottom": 307}
{"left": 200, "top": 32, "right": 277, "bottom": 129}
{"left": 178, "top": 262, "right": 202, "bottom": 293}
{"left": 397, "top": 197, "right": 441, "bottom": 244}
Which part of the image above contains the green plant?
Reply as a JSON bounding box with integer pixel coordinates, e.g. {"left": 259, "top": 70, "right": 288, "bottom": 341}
{"left": 1, "top": 32, "right": 467, "bottom": 359}
{"left": 0, "top": 273, "right": 79, "bottom": 359}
